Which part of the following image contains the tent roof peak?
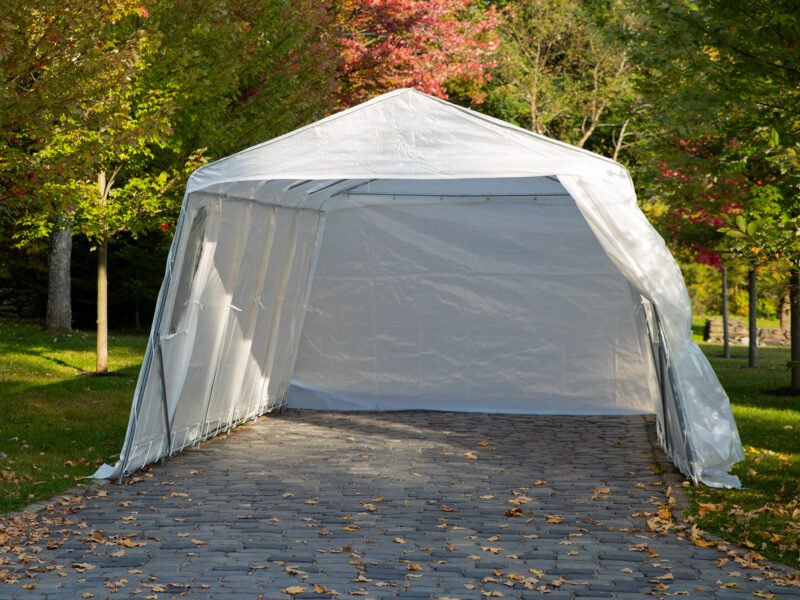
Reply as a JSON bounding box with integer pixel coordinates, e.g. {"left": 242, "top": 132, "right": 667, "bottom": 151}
{"left": 186, "top": 88, "right": 627, "bottom": 194}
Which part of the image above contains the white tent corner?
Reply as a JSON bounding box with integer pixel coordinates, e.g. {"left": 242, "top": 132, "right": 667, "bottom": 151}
{"left": 95, "top": 88, "right": 744, "bottom": 488}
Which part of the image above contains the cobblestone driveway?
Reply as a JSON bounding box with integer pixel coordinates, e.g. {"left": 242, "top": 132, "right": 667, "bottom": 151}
{"left": 0, "top": 411, "right": 794, "bottom": 599}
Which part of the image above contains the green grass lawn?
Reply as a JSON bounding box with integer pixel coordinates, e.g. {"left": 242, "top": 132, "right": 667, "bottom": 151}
{"left": 688, "top": 316, "right": 800, "bottom": 569}
{"left": 0, "top": 320, "right": 145, "bottom": 512}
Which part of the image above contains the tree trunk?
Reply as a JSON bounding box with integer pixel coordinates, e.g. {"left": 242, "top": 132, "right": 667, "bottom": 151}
{"left": 721, "top": 266, "right": 730, "bottom": 358}
{"left": 46, "top": 222, "right": 72, "bottom": 331}
{"left": 96, "top": 238, "right": 108, "bottom": 373}
{"left": 96, "top": 170, "right": 109, "bottom": 374}
{"left": 780, "top": 288, "right": 791, "bottom": 333}
{"left": 748, "top": 268, "right": 758, "bottom": 368}
{"left": 791, "top": 266, "right": 800, "bottom": 390}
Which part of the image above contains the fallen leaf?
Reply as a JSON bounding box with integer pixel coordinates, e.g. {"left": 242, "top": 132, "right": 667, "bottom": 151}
{"left": 508, "top": 495, "right": 531, "bottom": 506}
{"left": 394, "top": 537, "right": 407, "bottom": 544}
{"left": 477, "top": 440, "right": 490, "bottom": 446}
{"left": 72, "top": 563, "right": 96, "bottom": 572}
{"left": 463, "top": 451, "right": 478, "bottom": 460}
{"left": 534, "top": 479, "right": 547, "bottom": 486}
{"left": 545, "top": 515, "right": 563, "bottom": 524}
{"left": 191, "top": 539, "right": 207, "bottom": 546}
{"left": 407, "top": 563, "right": 423, "bottom": 571}
{"left": 753, "top": 592, "right": 776, "bottom": 599}
{"left": 282, "top": 586, "right": 306, "bottom": 595}
{"left": 313, "top": 583, "right": 330, "bottom": 593}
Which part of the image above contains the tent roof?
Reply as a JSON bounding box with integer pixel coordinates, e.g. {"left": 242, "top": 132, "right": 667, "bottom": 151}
{"left": 187, "top": 89, "right": 627, "bottom": 194}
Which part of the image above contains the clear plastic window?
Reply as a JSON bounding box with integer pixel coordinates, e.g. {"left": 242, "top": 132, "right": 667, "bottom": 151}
{"left": 169, "top": 206, "right": 207, "bottom": 334}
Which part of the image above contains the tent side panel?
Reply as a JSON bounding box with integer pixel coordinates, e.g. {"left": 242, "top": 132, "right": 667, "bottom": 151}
{"left": 114, "top": 194, "right": 208, "bottom": 476}
{"left": 559, "top": 174, "right": 744, "bottom": 486}
{"left": 165, "top": 197, "right": 248, "bottom": 445}
{"left": 203, "top": 204, "right": 278, "bottom": 429}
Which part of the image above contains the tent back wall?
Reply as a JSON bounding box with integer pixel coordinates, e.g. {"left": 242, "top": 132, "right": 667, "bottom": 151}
{"left": 288, "top": 180, "right": 657, "bottom": 413}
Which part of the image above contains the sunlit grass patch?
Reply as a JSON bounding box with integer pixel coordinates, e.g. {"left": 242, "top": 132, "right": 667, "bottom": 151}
{"left": 690, "top": 338, "right": 800, "bottom": 568}
{"left": 0, "top": 320, "right": 145, "bottom": 512}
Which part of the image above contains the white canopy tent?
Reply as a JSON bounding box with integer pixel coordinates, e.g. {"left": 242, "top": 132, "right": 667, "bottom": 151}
{"left": 95, "top": 89, "right": 744, "bottom": 487}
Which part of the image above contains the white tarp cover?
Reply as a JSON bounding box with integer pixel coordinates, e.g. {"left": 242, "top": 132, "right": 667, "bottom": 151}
{"left": 99, "top": 89, "right": 744, "bottom": 487}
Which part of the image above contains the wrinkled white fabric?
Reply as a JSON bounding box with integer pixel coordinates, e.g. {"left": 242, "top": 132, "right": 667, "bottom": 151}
{"left": 97, "top": 89, "right": 743, "bottom": 487}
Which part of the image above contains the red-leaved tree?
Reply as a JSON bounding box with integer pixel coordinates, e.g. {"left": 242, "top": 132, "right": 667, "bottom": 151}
{"left": 652, "top": 135, "right": 750, "bottom": 358}
{"left": 336, "top": 0, "right": 500, "bottom": 106}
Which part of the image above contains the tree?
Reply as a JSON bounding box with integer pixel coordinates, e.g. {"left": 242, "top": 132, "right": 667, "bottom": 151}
{"left": 1, "top": 1, "right": 154, "bottom": 330}
{"left": 631, "top": 0, "right": 800, "bottom": 388}
{"left": 643, "top": 135, "right": 750, "bottom": 359}
{"left": 152, "top": 0, "right": 339, "bottom": 160}
{"left": 8, "top": 0, "right": 340, "bottom": 369}
{"left": 15, "top": 6, "right": 178, "bottom": 372}
{"left": 335, "top": 0, "right": 500, "bottom": 106}
{"left": 485, "top": 0, "right": 637, "bottom": 158}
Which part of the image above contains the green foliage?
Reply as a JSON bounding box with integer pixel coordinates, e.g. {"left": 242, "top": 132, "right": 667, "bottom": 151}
{"left": 681, "top": 262, "right": 784, "bottom": 319}
{"left": 630, "top": 0, "right": 800, "bottom": 269}
{"left": 485, "top": 0, "right": 638, "bottom": 159}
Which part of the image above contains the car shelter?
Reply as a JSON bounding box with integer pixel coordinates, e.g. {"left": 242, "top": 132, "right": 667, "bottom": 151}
{"left": 94, "top": 89, "right": 744, "bottom": 487}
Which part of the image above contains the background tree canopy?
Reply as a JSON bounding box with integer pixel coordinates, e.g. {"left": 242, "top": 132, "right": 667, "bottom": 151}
{"left": 1, "top": 0, "right": 797, "bottom": 380}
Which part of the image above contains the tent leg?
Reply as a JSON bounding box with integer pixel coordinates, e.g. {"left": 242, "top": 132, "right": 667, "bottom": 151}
{"left": 156, "top": 339, "right": 174, "bottom": 457}
{"left": 656, "top": 340, "right": 671, "bottom": 457}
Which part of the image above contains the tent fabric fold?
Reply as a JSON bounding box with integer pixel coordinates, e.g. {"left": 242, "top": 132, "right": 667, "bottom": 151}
{"left": 95, "top": 89, "right": 743, "bottom": 487}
